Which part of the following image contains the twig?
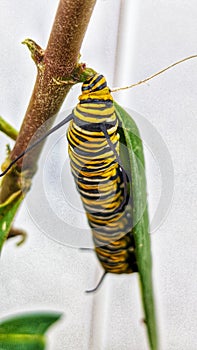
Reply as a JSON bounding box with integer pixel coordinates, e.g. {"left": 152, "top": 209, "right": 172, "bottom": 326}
{"left": 0, "top": 116, "right": 18, "bottom": 141}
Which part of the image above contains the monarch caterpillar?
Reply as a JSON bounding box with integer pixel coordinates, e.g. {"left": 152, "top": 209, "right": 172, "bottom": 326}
{"left": 0, "top": 74, "right": 138, "bottom": 291}
{"left": 67, "top": 74, "right": 138, "bottom": 287}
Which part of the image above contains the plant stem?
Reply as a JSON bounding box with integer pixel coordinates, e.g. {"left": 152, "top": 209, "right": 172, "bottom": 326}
{"left": 0, "top": 0, "right": 96, "bottom": 202}
{"left": 0, "top": 117, "right": 18, "bottom": 140}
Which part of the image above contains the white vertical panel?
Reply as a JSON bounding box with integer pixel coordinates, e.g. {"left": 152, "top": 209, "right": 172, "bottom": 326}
{"left": 113, "top": 0, "right": 140, "bottom": 89}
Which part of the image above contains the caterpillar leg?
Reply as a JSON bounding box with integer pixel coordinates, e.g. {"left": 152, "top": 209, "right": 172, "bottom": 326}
{"left": 79, "top": 247, "right": 94, "bottom": 252}
{"left": 85, "top": 271, "right": 107, "bottom": 294}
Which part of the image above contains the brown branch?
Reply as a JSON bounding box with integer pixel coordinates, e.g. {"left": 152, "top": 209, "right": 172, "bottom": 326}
{"left": 0, "top": 0, "right": 96, "bottom": 202}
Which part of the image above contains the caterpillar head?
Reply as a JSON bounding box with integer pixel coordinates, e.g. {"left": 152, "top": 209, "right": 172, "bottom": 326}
{"left": 79, "top": 74, "right": 113, "bottom": 102}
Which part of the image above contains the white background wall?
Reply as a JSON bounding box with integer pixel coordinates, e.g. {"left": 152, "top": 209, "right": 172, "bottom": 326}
{"left": 0, "top": 1, "right": 197, "bottom": 349}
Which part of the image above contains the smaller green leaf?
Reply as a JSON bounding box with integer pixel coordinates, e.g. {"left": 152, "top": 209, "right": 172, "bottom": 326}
{"left": 0, "top": 312, "right": 62, "bottom": 335}
{"left": 0, "top": 312, "right": 62, "bottom": 350}
{"left": 0, "top": 191, "right": 24, "bottom": 251}
{"left": 0, "top": 116, "right": 18, "bottom": 140}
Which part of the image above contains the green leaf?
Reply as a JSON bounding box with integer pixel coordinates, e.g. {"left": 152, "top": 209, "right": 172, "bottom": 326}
{"left": 0, "top": 312, "right": 62, "bottom": 349}
{"left": 0, "top": 116, "right": 18, "bottom": 140}
{"left": 114, "top": 101, "right": 158, "bottom": 350}
{"left": 0, "top": 191, "right": 24, "bottom": 251}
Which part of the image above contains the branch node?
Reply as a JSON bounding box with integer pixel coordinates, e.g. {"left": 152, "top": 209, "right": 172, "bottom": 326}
{"left": 52, "top": 64, "right": 96, "bottom": 87}
{"left": 22, "top": 38, "right": 45, "bottom": 68}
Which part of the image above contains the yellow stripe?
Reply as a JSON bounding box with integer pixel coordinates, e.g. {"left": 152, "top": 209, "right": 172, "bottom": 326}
{"left": 79, "top": 88, "right": 113, "bottom": 102}
{"left": 77, "top": 104, "right": 115, "bottom": 116}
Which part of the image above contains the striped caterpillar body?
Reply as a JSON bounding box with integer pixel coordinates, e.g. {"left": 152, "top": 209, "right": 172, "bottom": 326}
{"left": 67, "top": 74, "right": 138, "bottom": 275}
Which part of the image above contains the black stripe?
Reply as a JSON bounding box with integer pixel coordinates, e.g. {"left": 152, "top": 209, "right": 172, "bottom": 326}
{"left": 69, "top": 125, "right": 106, "bottom": 138}
{"left": 91, "top": 82, "right": 107, "bottom": 92}
{"left": 70, "top": 143, "right": 116, "bottom": 157}
{"left": 69, "top": 134, "right": 118, "bottom": 152}
{"left": 78, "top": 188, "right": 120, "bottom": 202}
{"left": 72, "top": 171, "right": 118, "bottom": 184}
{"left": 71, "top": 160, "right": 115, "bottom": 173}
{"left": 72, "top": 121, "right": 117, "bottom": 132}
{"left": 80, "top": 98, "right": 113, "bottom": 105}
{"left": 82, "top": 75, "right": 104, "bottom": 91}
